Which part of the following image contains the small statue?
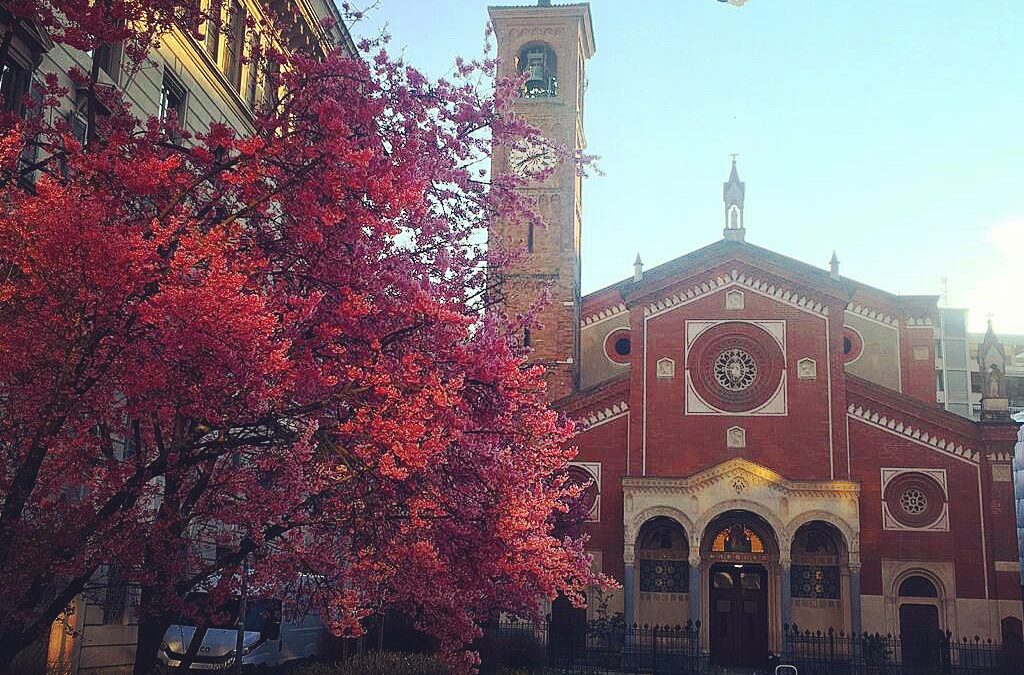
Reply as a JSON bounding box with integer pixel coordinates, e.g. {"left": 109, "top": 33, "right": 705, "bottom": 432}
{"left": 986, "top": 364, "right": 1004, "bottom": 398}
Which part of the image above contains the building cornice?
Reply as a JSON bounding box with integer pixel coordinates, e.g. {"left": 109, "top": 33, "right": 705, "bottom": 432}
{"left": 642, "top": 270, "right": 829, "bottom": 319}
{"left": 847, "top": 404, "right": 979, "bottom": 463}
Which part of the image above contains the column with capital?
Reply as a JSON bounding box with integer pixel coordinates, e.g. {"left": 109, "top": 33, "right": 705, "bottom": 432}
{"left": 623, "top": 541, "right": 636, "bottom": 627}
{"left": 849, "top": 563, "right": 863, "bottom": 638}
{"left": 688, "top": 550, "right": 701, "bottom": 629}
{"left": 779, "top": 559, "right": 793, "bottom": 633}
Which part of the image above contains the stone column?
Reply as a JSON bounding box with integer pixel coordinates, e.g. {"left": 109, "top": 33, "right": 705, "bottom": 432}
{"left": 688, "top": 552, "right": 701, "bottom": 628}
{"left": 849, "top": 564, "right": 863, "bottom": 638}
{"left": 623, "top": 563, "right": 636, "bottom": 627}
{"left": 779, "top": 560, "right": 793, "bottom": 634}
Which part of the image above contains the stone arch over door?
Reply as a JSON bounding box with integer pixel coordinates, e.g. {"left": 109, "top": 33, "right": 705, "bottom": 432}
{"left": 694, "top": 499, "right": 786, "bottom": 556}
{"left": 894, "top": 573, "right": 946, "bottom": 672}
{"left": 701, "top": 510, "right": 781, "bottom": 667}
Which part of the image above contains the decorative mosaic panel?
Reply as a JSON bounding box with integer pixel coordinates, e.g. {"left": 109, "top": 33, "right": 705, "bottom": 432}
{"left": 791, "top": 565, "right": 840, "bottom": 600}
{"left": 639, "top": 558, "right": 689, "bottom": 593}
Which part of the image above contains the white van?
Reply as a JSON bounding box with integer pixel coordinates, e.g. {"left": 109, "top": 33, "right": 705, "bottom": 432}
{"left": 158, "top": 597, "right": 325, "bottom": 671}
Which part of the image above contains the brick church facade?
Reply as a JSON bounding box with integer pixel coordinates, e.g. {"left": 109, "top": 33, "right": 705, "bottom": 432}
{"left": 488, "top": 2, "right": 1022, "bottom": 666}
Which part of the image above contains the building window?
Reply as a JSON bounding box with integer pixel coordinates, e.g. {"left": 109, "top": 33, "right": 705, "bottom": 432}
{"left": 224, "top": 0, "right": 246, "bottom": 90}
{"left": 637, "top": 517, "right": 689, "bottom": 593}
{"left": 944, "top": 341, "right": 967, "bottom": 369}
{"left": 159, "top": 70, "right": 188, "bottom": 126}
{"left": 0, "top": 59, "right": 31, "bottom": 116}
{"left": 523, "top": 328, "right": 531, "bottom": 348}
{"left": 527, "top": 222, "right": 534, "bottom": 252}
{"left": 204, "top": 0, "right": 222, "bottom": 63}
{"left": 92, "top": 43, "right": 121, "bottom": 82}
{"left": 945, "top": 370, "right": 968, "bottom": 401}
{"left": 102, "top": 564, "right": 129, "bottom": 625}
{"left": 883, "top": 471, "right": 946, "bottom": 530}
{"left": 518, "top": 43, "right": 557, "bottom": 98}
{"left": 711, "top": 524, "right": 765, "bottom": 554}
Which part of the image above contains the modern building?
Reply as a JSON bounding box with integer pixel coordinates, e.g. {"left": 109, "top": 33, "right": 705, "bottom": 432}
{"left": 934, "top": 308, "right": 1024, "bottom": 421}
{"left": 489, "top": 2, "right": 1022, "bottom": 669}
{"left": 1, "top": 4, "right": 354, "bottom": 673}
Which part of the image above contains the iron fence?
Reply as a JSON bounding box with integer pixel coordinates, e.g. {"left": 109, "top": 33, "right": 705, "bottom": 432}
{"left": 483, "top": 619, "right": 706, "bottom": 674}
{"left": 783, "top": 624, "right": 1015, "bottom": 675}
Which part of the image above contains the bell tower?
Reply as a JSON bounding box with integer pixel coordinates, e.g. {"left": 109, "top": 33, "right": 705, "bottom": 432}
{"left": 488, "top": 2, "right": 595, "bottom": 401}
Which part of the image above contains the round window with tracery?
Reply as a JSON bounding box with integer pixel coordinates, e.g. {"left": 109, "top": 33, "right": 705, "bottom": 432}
{"left": 884, "top": 472, "right": 945, "bottom": 529}
{"left": 714, "top": 348, "right": 758, "bottom": 391}
{"left": 899, "top": 488, "right": 927, "bottom": 515}
{"left": 687, "top": 322, "right": 785, "bottom": 413}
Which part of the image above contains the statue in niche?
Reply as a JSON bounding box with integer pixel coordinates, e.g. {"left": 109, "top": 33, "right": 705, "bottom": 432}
{"left": 986, "top": 364, "right": 1005, "bottom": 398}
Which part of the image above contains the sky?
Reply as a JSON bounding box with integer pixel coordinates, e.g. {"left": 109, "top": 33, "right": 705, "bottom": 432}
{"left": 357, "top": 0, "right": 1024, "bottom": 334}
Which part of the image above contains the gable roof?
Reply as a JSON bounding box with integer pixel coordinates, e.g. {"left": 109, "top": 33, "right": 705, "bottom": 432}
{"left": 583, "top": 238, "right": 939, "bottom": 317}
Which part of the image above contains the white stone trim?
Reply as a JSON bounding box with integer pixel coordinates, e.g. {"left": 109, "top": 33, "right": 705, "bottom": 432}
{"left": 847, "top": 303, "right": 898, "bottom": 327}
{"left": 578, "top": 402, "right": 629, "bottom": 430}
{"left": 986, "top": 451, "right": 1013, "bottom": 462}
{"left": 880, "top": 467, "right": 950, "bottom": 532}
{"left": 995, "top": 561, "right": 1021, "bottom": 573}
{"left": 905, "top": 317, "right": 935, "bottom": 327}
{"left": 846, "top": 405, "right": 979, "bottom": 463}
{"left": 643, "top": 271, "right": 829, "bottom": 319}
{"left": 582, "top": 303, "right": 627, "bottom": 327}
{"left": 569, "top": 461, "right": 601, "bottom": 522}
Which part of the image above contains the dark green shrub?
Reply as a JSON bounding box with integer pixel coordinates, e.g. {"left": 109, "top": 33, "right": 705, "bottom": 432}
{"left": 286, "top": 651, "right": 449, "bottom": 675}
{"left": 477, "top": 627, "right": 546, "bottom": 674}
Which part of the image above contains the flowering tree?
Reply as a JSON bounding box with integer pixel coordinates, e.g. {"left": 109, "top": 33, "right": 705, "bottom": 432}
{"left": 0, "top": 2, "right": 604, "bottom": 673}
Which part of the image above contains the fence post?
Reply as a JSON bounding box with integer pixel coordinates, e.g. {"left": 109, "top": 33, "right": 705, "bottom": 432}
{"left": 652, "top": 624, "right": 658, "bottom": 674}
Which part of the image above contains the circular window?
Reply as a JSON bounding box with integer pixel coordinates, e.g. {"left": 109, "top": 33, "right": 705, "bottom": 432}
{"left": 899, "top": 488, "right": 928, "bottom": 515}
{"left": 841, "top": 326, "right": 864, "bottom": 363}
{"left": 566, "top": 465, "right": 598, "bottom": 515}
{"left": 714, "top": 348, "right": 758, "bottom": 391}
{"left": 688, "top": 322, "right": 785, "bottom": 413}
{"left": 604, "top": 328, "right": 632, "bottom": 365}
{"left": 884, "top": 472, "right": 945, "bottom": 529}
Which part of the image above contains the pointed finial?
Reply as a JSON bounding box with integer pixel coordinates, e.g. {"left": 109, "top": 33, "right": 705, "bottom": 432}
{"left": 829, "top": 251, "right": 840, "bottom": 280}
{"left": 633, "top": 253, "right": 644, "bottom": 282}
{"left": 723, "top": 155, "right": 746, "bottom": 241}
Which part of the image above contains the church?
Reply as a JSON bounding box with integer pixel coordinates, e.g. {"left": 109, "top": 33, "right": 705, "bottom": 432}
{"left": 488, "top": 2, "right": 1023, "bottom": 668}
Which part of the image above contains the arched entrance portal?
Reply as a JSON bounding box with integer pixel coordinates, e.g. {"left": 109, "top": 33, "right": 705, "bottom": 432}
{"left": 702, "top": 511, "right": 779, "bottom": 669}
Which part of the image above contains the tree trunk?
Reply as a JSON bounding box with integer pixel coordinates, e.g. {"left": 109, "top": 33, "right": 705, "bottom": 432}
{"left": 174, "top": 625, "right": 208, "bottom": 673}
{"left": 133, "top": 587, "right": 171, "bottom": 675}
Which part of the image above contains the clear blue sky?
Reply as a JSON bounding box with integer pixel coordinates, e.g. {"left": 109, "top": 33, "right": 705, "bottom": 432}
{"left": 358, "top": 0, "right": 1024, "bottom": 334}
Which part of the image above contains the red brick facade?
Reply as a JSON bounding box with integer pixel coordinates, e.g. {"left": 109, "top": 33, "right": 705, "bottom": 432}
{"left": 488, "top": 1, "right": 1021, "bottom": 659}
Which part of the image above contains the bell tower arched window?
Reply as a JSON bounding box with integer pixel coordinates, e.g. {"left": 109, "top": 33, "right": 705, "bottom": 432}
{"left": 518, "top": 43, "right": 557, "bottom": 98}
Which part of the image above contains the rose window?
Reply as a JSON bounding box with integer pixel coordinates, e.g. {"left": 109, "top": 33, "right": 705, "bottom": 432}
{"left": 884, "top": 472, "right": 946, "bottom": 529}
{"left": 714, "top": 348, "right": 758, "bottom": 391}
{"left": 899, "top": 488, "right": 927, "bottom": 515}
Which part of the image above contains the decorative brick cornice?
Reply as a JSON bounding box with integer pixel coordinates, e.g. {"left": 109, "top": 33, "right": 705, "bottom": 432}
{"left": 581, "top": 303, "right": 627, "bottom": 327}
{"left": 622, "top": 459, "right": 860, "bottom": 502}
{"left": 846, "top": 304, "right": 898, "bottom": 327}
{"left": 905, "top": 317, "right": 935, "bottom": 327}
{"left": 643, "top": 270, "right": 829, "bottom": 318}
{"left": 847, "top": 404, "right": 979, "bottom": 463}
{"left": 987, "top": 452, "right": 1013, "bottom": 463}
{"left": 577, "top": 402, "right": 628, "bottom": 430}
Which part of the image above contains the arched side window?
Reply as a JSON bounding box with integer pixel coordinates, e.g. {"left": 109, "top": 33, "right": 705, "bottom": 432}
{"left": 791, "top": 525, "right": 842, "bottom": 600}
{"left": 899, "top": 575, "right": 938, "bottom": 598}
{"left": 637, "top": 517, "right": 689, "bottom": 594}
{"left": 518, "top": 43, "right": 557, "bottom": 98}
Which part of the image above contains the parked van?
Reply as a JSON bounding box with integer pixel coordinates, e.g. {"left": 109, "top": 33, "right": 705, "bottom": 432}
{"left": 158, "top": 597, "right": 324, "bottom": 671}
